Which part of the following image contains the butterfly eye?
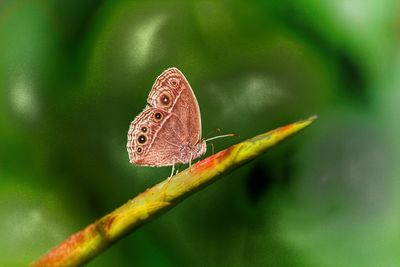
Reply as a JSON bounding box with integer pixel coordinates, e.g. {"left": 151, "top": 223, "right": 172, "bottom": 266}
{"left": 154, "top": 112, "right": 163, "bottom": 122}
{"left": 159, "top": 92, "right": 172, "bottom": 107}
{"left": 138, "top": 135, "right": 147, "bottom": 144}
{"left": 168, "top": 78, "right": 180, "bottom": 88}
{"left": 141, "top": 126, "right": 148, "bottom": 133}
{"left": 136, "top": 146, "right": 143, "bottom": 154}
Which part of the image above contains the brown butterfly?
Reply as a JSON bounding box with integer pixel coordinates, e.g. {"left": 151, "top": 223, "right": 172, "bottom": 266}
{"left": 127, "top": 68, "right": 207, "bottom": 173}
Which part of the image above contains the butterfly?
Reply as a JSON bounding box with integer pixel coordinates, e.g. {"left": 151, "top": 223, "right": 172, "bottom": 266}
{"left": 127, "top": 68, "right": 207, "bottom": 174}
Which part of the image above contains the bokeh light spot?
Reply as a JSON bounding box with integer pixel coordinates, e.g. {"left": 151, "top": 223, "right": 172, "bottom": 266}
{"left": 9, "top": 72, "right": 39, "bottom": 121}
{"left": 129, "top": 14, "right": 167, "bottom": 67}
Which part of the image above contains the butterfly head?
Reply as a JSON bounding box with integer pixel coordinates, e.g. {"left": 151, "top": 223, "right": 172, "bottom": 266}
{"left": 193, "top": 141, "right": 207, "bottom": 161}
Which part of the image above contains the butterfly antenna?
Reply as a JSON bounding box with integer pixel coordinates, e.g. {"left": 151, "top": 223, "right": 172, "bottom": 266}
{"left": 203, "top": 128, "right": 221, "bottom": 140}
{"left": 204, "top": 133, "right": 239, "bottom": 142}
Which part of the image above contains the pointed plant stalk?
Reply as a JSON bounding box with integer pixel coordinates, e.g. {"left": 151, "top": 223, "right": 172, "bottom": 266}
{"left": 31, "top": 116, "right": 317, "bottom": 267}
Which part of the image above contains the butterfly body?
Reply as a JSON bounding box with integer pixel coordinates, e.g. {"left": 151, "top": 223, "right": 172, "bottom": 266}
{"left": 127, "top": 68, "right": 206, "bottom": 167}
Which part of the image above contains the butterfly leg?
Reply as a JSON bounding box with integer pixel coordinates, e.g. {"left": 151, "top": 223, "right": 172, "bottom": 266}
{"left": 169, "top": 161, "right": 175, "bottom": 179}
{"left": 175, "top": 164, "right": 181, "bottom": 175}
{"left": 188, "top": 152, "right": 194, "bottom": 168}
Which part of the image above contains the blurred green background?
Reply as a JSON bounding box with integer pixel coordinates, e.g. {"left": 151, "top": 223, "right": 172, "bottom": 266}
{"left": 1, "top": 0, "right": 400, "bottom": 266}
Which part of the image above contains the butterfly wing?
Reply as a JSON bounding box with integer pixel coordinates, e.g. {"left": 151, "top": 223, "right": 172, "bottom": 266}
{"left": 127, "top": 68, "right": 203, "bottom": 166}
{"left": 127, "top": 107, "right": 185, "bottom": 166}
{"left": 147, "top": 67, "right": 202, "bottom": 143}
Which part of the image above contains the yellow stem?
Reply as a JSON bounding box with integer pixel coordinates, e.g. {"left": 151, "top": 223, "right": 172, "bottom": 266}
{"left": 31, "top": 116, "right": 317, "bottom": 267}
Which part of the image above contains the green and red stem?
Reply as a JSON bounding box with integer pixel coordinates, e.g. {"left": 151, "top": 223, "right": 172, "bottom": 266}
{"left": 31, "top": 116, "right": 317, "bottom": 267}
